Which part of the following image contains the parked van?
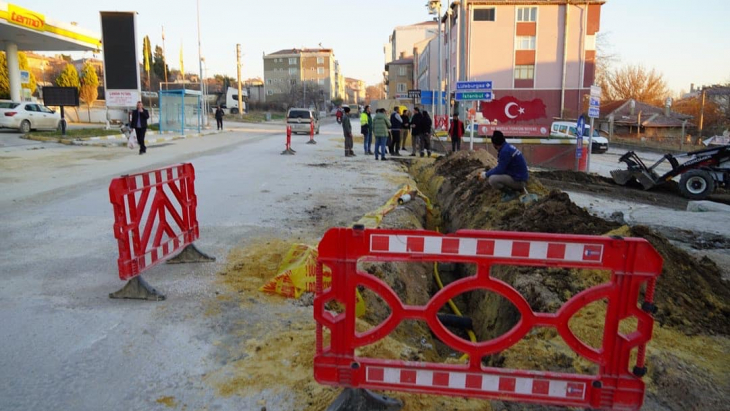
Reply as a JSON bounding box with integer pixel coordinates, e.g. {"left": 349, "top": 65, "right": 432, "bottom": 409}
{"left": 225, "top": 87, "right": 247, "bottom": 114}
{"left": 550, "top": 121, "right": 609, "bottom": 154}
{"left": 286, "top": 108, "right": 320, "bottom": 134}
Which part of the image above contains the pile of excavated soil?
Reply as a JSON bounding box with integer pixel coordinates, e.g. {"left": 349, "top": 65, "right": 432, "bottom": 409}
{"left": 410, "top": 150, "right": 730, "bottom": 411}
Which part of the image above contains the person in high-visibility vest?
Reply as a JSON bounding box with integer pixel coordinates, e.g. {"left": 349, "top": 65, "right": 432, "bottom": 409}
{"left": 360, "top": 105, "right": 373, "bottom": 155}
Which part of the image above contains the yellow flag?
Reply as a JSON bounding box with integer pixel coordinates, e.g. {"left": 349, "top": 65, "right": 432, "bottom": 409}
{"left": 179, "top": 42, "right": 184, "bottom": 78}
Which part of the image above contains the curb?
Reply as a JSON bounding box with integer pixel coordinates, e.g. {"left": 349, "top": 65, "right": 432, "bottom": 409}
{"left": 22, "top": 130, "right": 226, "bottom": 147}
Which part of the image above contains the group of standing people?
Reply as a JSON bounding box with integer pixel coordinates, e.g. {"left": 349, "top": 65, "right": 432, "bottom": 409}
{"left": 345, "top": 105, "right": 435, "bottom": 160}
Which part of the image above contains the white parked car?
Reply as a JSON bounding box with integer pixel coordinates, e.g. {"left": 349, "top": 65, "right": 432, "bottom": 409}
{"left": 0, "top": 101, "right": 62, "bottom": 133}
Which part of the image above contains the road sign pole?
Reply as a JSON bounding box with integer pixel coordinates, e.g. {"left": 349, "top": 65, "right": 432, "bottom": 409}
{"left": 469, "top": 101, "right": 475, "bottom": 151}
{"left": 587, "top": 116, "right": 595, "bottom": 173}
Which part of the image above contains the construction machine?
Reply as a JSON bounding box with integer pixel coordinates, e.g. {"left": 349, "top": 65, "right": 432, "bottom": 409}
{"left": 610, "top": 145, "right": 730, "bottom": 200}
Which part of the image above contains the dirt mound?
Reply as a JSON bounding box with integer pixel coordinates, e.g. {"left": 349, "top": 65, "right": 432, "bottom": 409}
{"left": 496, "top": 190, "right": 620, "bottom": 235}
{"left": 630, "top": 225, "right": 730, "bottom": 336}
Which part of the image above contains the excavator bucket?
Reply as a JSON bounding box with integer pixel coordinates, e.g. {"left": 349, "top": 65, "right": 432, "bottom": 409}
{"left": 610, "top": 169, "right": 635, "bottom": 186}
{"left": 611, "top": 151, "right": 660, "bottom": 190}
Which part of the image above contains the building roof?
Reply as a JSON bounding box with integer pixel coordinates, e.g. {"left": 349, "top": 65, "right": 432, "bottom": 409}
{"left": 601, "top": 99, "right": 693, "bottom": 128}
{"left": 266, "top": 48, "right": 332, "bottom": 56}
{"left": 385, "top": 57, "right": 414, "bottom": 72}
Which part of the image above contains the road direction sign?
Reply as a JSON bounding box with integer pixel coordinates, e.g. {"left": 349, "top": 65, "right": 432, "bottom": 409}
{"left": 588, "top": 86, "right": 601, "bottom": 118}
{"left": 20, "top": 70, "right": 29, "bottom": 84}
{"left": 456, "top": 81, "right": 492, "bottom": 91}
{"left": 455, "top": 91, "right": 493, "bottom": 102}
{"left": 576, "top": 115, "right": 585, "bottom": 139}
{"left": 408, "top": 89, "right": 421, "bottom": 99}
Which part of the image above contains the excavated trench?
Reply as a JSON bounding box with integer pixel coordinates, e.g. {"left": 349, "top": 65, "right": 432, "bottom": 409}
{"left": 362, "top": 151, "right": 730, "bottom": 411}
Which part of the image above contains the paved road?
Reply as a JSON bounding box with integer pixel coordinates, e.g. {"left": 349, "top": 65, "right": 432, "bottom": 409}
{"left": 0, "top": 120, "right": 409, "bottom": 411}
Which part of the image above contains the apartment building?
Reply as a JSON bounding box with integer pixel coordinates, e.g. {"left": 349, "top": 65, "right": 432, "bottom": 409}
{"left": 446, "top": 0, "right": 605, "bottom": 123}
{"left": 345, "top": 77, "right": 365, "bottom": 105}
{"left": 263, "top": 48, "right": 336, "bottom": 106}
{"left": 385, "top": 55, "right": 414, "bottom": 100}
{"left": 384, "top": 21, "right": 438, "bottom": 96}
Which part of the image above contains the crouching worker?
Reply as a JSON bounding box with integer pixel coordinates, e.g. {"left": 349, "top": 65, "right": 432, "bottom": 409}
{"left": 482, "top": 131, "right": 528, "bottom": 202}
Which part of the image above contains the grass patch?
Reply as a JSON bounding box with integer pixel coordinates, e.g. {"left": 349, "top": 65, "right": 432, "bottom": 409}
{"left": 27, "top": 123, "right": 161, "bottom": 139}
{"left": 222, "top": 111, "right": 285, "bottom": 123}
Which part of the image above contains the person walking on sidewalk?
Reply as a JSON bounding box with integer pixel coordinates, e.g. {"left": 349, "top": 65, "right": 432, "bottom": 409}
{"left": 480, "top": 131, "right": 529, "bottom": 202}
{"left": 360, "top": 105, "right": 373, "bottom": 155}
{"left": 372, "top": 108, "right": 391, "bottom": 161}
{"left": 389, "top": 106, "right": 403, "bottom": 156}
{"left": 409, "top": 107, "right": 423, "bottom": 156}
{"left": 419, "top": 109, "right": 433, "bottom": 158}
{"left": 130, "top": 101, "right": 150, "bottom": 155}
{"left": 342, "top": 106, "right": 355, "bottom": 157}
{"left": 449, "top": 113, "right": 465, "bottom": 153}
{"left": 215, "top": 105, "right": 225, "bottom": 130}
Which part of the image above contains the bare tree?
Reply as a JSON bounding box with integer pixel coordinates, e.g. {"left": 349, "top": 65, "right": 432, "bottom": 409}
{"left": 675, "top": 97, "right": 728, "bottom": 136}
{"left": 365, "top": 82, "right": 385, "bottom": 104}
{"left": 603, "top": 64, "right": 670, "bottom": 106}
{"left": 595, "top": 32, "right": 620, "bottom": 101}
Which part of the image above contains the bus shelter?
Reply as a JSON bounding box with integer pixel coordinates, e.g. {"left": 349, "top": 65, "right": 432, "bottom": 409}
{"left": 159, "top": 89, "right": 202, "bottom": 135}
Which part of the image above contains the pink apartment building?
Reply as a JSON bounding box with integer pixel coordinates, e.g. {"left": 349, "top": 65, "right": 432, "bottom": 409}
{"left": 447, "top": 0, "right": 605, "bottom": 131}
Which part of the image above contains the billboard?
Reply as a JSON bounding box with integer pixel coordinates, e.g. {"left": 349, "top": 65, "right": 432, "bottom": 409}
{"left": 100, "top": 12, "right": 140, "bottom": 107}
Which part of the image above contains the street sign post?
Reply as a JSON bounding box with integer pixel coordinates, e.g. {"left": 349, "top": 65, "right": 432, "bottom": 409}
{"left": 575, "top": 115, "right": 585, "bottom": 169}
{"left": 455, "top": 81, "right": 493, "bottom": 150}
{"left": 587, "top": 85, "right": 602, "bottom": 172}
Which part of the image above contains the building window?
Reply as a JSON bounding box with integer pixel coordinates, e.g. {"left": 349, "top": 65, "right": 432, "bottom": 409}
{"left": 397, "top": 83, "right": 407, "bottom": 93}
{"left": 266, "top": 89, "right": 274, "bottom": 95}
{"left": 289, "top": 68, "right": 297, "bottom": 75}
{"left": 516, "top": 36, "right": 536, "bottom": 50}
{"left": 267, "top": 79, "right": 272, "bottom": 85}
{"left": 289, "top": 58, "right": 297, "bottom": 65}
{"left": 514, "top": 65, "right": 535, "bottom": 80}
{"left": 517, "top": 7, "right": 537, "bottom": 22}
{"left": 318, "top": 79, "right": 325, "bottom": 86}
{"left": 317, "top": 67, "right": 325, "bottom": 75}
{"left": 317, "top": 57, "right": 324, "bottom": 64}
{"left": 398, "top": 66, "right": 407, "bottom": 76}
{"left": 473, "top": 8, "right": 495, "bottom": 21}
{"left": 290, "top": 79, "right": 297, "bottom": 85}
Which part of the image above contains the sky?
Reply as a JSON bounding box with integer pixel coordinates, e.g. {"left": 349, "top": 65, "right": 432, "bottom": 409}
{"left": 17, "top": 0, "right": 730, "bottom": 94}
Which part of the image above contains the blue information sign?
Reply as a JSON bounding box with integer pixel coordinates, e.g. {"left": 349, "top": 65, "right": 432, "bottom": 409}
{"left": 455, "top": 91, "right": 493, "bottom": 102}
{"left": 456, "top": 81, "right": 493, "bottom": 91}
{"left": 576, "top": 115, "right": 585, "bottom": 139}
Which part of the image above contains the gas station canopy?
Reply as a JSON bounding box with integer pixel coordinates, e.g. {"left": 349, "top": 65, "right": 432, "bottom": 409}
{"left": 0, "top": 2, "right": 101, "bottom": 100}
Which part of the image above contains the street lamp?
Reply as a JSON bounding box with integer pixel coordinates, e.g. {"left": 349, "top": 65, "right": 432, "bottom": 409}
{"left": 427, "top": 0, "right": 442, "bottom": 128}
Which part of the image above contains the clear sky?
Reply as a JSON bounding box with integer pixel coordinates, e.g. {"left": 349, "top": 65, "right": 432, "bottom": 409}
{"left": 18, "top": 0, "right": 730, "bottom": 93}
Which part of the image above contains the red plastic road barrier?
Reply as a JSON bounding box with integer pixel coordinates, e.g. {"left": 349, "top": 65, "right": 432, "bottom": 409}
{"left": 315, "top": 228, "right": 663, "bottom": 411}
{"left": 109, "top": 163, "right": 199, "bottom": 280}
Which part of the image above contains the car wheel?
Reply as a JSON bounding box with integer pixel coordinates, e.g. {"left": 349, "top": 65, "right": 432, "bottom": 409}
{"left": 19, "top": 120, "right": 31, "bottom": 133}
{"left": 679, "top": 169, "right": 715, "bottom": 200}
{"left": 230, "top": 108, "right": 239, "bottom": 115}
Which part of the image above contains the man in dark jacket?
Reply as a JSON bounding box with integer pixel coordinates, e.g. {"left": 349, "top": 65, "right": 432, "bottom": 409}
{"left": 483, "top": 131, "right": 529, "bottom": 201}
{"left": 342, "top": 106, "right": 355, "bottom": 157}
{"left": 130, "top": 101, "right": 150, "bottom": 155}
{"left": 449, "top": 113, "right": 465, "bottom": 153}
{"left": 215, "top": 105, "right": 225, "bottom": 130}
{"left": 389, "top": 107, "right": 403, "bottom": 156}
{"left": 419, "top": 110, "right": 433, "bottom": 158}
{"left": 409, "top": 107, "right": 423, "bottom": 156}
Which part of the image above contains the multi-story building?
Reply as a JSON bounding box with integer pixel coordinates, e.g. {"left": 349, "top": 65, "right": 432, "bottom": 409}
{"left": 263, "top": 48, "right": 336, "bottom": 108}
{"left": 334, "top": 60, "right": 345, "bottom": 101}
{"left": 345, "top": 77, "right": 365, "bottom": 105}
{"left": 385, "top": 55, "right": 414, "bottom": 100}
{"left": 413, "top": 36, "right": 439, "bottom": 93}
{"left": 446, "top": 0, "right": 606, "bottom": 126}
{"left": 384, "top": 21, "right": 438, "bottom": 96}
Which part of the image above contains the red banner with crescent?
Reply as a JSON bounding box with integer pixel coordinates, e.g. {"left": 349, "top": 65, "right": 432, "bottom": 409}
{"left": 479, "top": 96, "right": 548, "bottom": 124}
{"left": 478, "top": 124, "right": 550, "bottom": 137}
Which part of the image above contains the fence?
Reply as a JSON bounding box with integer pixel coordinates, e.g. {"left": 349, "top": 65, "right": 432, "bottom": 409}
{"left": 314, "top": 227, "right": 663, "bottom": 410}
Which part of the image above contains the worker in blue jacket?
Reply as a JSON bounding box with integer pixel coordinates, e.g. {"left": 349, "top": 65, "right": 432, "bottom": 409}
{"left": 482, "top": 131, "right": 529, "bottom": 202}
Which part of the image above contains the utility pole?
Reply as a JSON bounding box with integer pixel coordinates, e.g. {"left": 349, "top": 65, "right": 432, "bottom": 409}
{"left": 162, "top": 25, "right": 168, "bottom": 84}
{"left": 698, "top": 87, "right": 706, "bottom": 138}
{"left": 237, "top": 44, "right": 243, "bottom": 119}
{"left": 458, "top": 0, "right": 468, "bottom": 120}
{"left": 196, "top": 0, "right": 207, "bottom": 126}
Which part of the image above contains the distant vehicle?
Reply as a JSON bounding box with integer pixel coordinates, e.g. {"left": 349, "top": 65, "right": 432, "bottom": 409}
{"left": 0, "top": 101, "right": 61, "bottom": 133}
{"left": 341, "top": 104, "right": 361, "bottom": 118}
{"left": 225, "top": 87, "right": 247, "bottom": 114}
{"left": 286, "top": 108, "right": 320, "bottom": 135}
{"left": 550, "top": 121, "right": 609, "bottom": 154}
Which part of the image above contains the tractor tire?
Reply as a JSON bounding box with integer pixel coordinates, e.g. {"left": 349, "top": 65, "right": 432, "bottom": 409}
{"left": 679, "top": 169, "right": 715, "bottom": 200}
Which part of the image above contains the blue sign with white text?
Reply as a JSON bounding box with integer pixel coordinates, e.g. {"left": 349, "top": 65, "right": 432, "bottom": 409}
{"left": 456, "top": 81, "right": 493, "bottom": 91}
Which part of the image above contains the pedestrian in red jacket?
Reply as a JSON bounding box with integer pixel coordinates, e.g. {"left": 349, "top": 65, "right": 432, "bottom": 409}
{"left": 449, "top": 113, "right": 465, "bottom": 153}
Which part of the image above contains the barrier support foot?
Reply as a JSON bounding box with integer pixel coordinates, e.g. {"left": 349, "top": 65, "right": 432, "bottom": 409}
{"left": 281, "top": 148, "right": 296, "bottom": 155}
{"left": 325, "top": 388, "right": 403, "bottom": 411}
{"left": 109, "top": 276, "right": 166, "bottom": 301}
{"left": 307, "top": 140, "right": 317, "bottom": 145}
{"left": 167, "top": 243, "right": 216, "bottom": 264}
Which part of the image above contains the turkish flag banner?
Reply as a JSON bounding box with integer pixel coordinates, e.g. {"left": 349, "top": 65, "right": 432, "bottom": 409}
{"left": 479, "top": 96, "right": 548, "bottom": 123}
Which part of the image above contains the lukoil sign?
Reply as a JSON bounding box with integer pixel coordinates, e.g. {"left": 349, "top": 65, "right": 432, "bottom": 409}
{"left": 7, "top": 4, "right": 45, "bottom": 31}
